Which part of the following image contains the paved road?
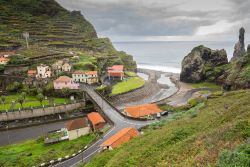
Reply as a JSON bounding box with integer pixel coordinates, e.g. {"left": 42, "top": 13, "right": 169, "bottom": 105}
{"left": 0, "top": 121, "right": 66, "bottom": 146}
{"left": 54, "top": 84, "right": 155, "bottom": 167}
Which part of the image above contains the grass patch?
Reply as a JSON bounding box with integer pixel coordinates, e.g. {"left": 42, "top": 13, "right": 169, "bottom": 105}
{"left": 191, "top": 82, "right": 222, "bottom": 90}
{"left": 110, "top": 77, "right": 145, "bottom": 96}
{"left": 85, "top": 90, "right": 250, "bottom": 167}
{"left": 0, "top": 95, "right": 67, "bottom": 111}
{"left": 125, "top": 71, "right": 137, "bottom": 77}
{"left": 0, "top": 134, "right": 96, "bottom": 167}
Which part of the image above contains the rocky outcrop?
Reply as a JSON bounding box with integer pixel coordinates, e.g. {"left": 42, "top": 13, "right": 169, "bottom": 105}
{"left": 231, "top": 27, "right": 246, "bottom": 61}
{"left": 180, "top": 45, "right": 228, "bottom": 83}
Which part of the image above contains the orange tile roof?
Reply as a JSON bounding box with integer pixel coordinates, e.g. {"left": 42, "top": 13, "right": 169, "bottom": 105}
{"left": 0, "top": 57, "right": 10, "bottom": 61}
{"left": 100, "top": 127, "right": 139, "bottom": 148}
{"left": 87, "top": 112, "right": 105, "bottom": 126}
{"left": 108, "top": 65, "right": 124, "bottom": 71}
{"left": 28, "top": 70, "right": 37, "bottom": 74}
{"left": 85, "top": 71, "right": 97, "bottom": 75}
{"left": 73, "top": 70, "right": 97, "bottom": 75}
{"left": 124, "top": 103, "right": 162, "bottom": 118}
{"left": 55, "top": 76, "right": 72, "bottom": 82}
{"left": 66, "top": 118, "right": 88, "bottom": 131}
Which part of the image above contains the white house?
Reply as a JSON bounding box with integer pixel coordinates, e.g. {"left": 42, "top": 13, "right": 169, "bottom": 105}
{"left": 65, "top": 118, "right": 90, "bottom": 140}
{"left": 72, "top": 71, "right": 98, "bottom": 84}
{"left": 62, "top": 63, "right": 71, "bottom": 72}
{"left": 36, "top": 64, "right": 52, "bottom": 79}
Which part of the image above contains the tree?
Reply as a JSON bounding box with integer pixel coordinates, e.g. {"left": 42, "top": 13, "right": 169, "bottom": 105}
{"left": 37, "top": 88, "right": 43, "bottom": 94}
{"left": 61, "top": 88, "right": 70, "bottom": 97}
{"left": 6, "top": 82, "right": 21, "bottom": 92}
{"left": 36, "top": 93, "right": 44, "bottom": 106}
{"left": 22, "top": 32, "right": 29, "bottom": 49}
{"left": 17, "top": 95, "right": 25, "bottom": 108}
{"left": 0, "top": 96, "right": 6, "bottom": 108}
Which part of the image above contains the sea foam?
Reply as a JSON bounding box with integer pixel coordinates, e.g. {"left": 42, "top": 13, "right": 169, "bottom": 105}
{"left": 137, "top": 64, "right": 181, "bottom": 74}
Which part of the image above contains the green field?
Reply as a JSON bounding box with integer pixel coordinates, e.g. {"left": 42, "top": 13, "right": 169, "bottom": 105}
{"left": 0, "top": 95, "right": 67, "bottom": 111}
{"left": 0, "top": 134, "right": 96, "bottom": 167}
{"left": 110, "top": 76, "right": 145, "bottom": 96}
{"left": 85, "top": 90, "right": 250, "bottom": 167}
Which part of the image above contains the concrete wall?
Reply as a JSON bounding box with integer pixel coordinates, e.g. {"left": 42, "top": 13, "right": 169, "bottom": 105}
{"left": 68, "top": 127, "right": 90, "bottom": 140}
{"left": 0, "top": 102, "right": 84, "bottom": 122}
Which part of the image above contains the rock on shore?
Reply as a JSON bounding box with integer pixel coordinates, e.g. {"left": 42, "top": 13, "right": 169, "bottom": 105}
{"left": 180, "top": 45, "right": 228, "bottom": 83}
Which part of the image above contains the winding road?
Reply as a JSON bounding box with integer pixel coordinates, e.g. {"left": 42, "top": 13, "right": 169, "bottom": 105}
{"left": 0, "top": 82, "right": 205, "bottom": 167}
{"left": 54, "top": 84, "right": 155, "bottom": 167}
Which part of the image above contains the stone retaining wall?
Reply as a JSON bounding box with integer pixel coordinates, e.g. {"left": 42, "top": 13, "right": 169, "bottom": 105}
{"left": 0, "top": 102, "right": 84, "bottom": 122}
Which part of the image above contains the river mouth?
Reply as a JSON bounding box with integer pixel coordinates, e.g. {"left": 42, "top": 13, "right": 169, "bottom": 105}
{"left": 112, "top": 68, "right": 179, "bottom": 110}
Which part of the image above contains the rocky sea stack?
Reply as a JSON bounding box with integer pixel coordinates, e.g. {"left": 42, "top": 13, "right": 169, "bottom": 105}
{"left": 180, "top": 27, "right": 250, "bottom": 90}
{"left": 231, "top": 27, "right": 246, "bottom": 61}
{"left": 180, "top": 46, "right": 228, "bottom": 83}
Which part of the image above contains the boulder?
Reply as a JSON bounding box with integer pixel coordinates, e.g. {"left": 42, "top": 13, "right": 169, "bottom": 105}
{"left": 180, "top": 45, "right": 228, "bottom": 83}
{"left": 231, "top": 27, "right": 246, "bottom": 61}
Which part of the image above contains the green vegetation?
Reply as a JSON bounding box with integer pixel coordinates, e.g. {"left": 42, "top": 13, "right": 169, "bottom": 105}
{"left": 0, "top": 134, "right": 96, "bottom": 167}
{"left": 0, "top": 0, "right": 137, "bottom": 72}
{"left": 85, "top": 90, "right": 250, "bottom": 167}
{"left": 110, "top": 76, "right": 145, "bottom": 96}
{"left": 191, "top": 81, "right": 222, "bottom": 90}
{"left": 0, "top": 94, "right": 67, "bottom": 111}
{"left": 125, "top": 71, "right": 137, "bottom": 77}
{"left": 216, "top": 143, "right": 250, "bottom": 167}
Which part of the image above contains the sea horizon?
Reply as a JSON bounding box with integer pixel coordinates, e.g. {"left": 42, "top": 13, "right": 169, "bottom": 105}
{"left": 113, "top": 41, "right": 248, "bottom": 73}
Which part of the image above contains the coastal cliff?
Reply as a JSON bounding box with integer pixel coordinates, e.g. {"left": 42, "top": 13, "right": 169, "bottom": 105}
{"left": 180, "top": 27, "right": 250, "bottom": 90}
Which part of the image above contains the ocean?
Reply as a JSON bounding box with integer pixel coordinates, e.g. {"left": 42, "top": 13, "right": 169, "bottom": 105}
{"left": 113, "top": 41, "right": 237, "bottom": 73}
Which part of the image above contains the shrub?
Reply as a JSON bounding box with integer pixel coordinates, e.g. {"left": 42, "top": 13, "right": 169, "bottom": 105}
{"left": 6, "top": 81, "right": 22, "bottom": 92}
{"left": 216, "top": 144, "right": 250, "bottom": 167}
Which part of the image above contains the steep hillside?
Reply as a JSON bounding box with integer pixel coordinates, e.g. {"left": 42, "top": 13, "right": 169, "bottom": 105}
{"left": 0, "top": 0, "right": 96, "bottom": 49}
{"left": 85, "top": 90, "right": 250, "bottom": 167}
{"left": 0, "top": 0, "right": 136, "bottom": 71}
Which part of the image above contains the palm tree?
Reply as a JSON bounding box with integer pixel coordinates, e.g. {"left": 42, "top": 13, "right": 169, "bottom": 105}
{"left": 22, "top": 32, "right": 29, "bottom": 49}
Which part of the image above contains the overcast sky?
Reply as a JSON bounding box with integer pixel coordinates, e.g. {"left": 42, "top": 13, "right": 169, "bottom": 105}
{"left": 56, "top": 0, "right": 250, "bottom": 42}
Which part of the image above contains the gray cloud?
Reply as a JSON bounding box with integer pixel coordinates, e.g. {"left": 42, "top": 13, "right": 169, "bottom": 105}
{"left": 56, "top": 0, "right": 250, "bottom": 41}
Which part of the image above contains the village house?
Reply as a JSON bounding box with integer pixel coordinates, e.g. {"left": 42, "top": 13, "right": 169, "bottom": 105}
{"left": 27, "top": 69, "right": 37, "bottom": 77}
{"left": 52, "top": 60, "right": 63, "bottom": 73}
{"left": 100, "top": 127, "right": 139, "bottom": 150}
{"left": 87, "top": 112, "right": 106, "bottom": 131}
{"left": 124, "top": 103, "right": 162, "bottom": 118}
{"left": 53, "top": 76, "right": 79, "bottom": 90}
{"left": 0, "top": 57, "right": 10, "bottom": 65}
{"left": 66, "top": 118, "right": 90, "bottom": 140}
{"left": 107, "top": 65, "right": 124, "bottom": 80}
{"left": 62, "top": 63, "right": 72, "bottom": 72}
{"left": 36, "top": 64, "right": 52, "bottom": 79}
{"left": 0, "top": 51, "right": 16, "bottom": 58}
{"left": 72, "top": 71, "right": 98, "bottom": 84}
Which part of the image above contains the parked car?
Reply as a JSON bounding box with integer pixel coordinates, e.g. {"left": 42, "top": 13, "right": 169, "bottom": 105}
{"left": 156, "top": 113, "right": 161, "bottom": 119}
{"left": 161, "top": 111, "right": 169, "bottom": 116}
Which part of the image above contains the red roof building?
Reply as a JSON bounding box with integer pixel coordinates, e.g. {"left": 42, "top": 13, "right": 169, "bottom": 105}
{"left": 87, "top": 112, "right": 106, "bottom": 130}
{"left": 100, "top": 127, "right": 139, "bottom": 150}
{"left": 65, "top": 118, "right": 90, "bottom": 140}
{"left": 124, "top": 103, "right": 162, "bottom": 118}
{"left": 27, "top": 70, "right": 37, "bottom": 77}
{"left": 107, "top": 65, "right": 124, "bottom": 80}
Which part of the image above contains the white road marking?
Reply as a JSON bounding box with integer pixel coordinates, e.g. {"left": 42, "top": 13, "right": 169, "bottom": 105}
{"left": 70, "top": 148, "right": 102, "bottom": 167}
